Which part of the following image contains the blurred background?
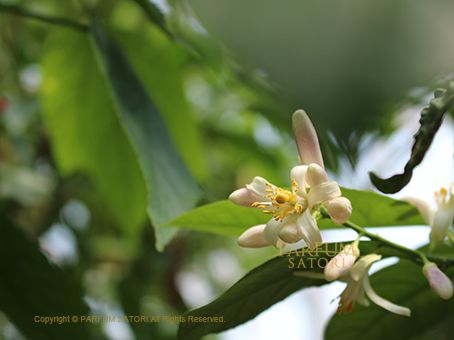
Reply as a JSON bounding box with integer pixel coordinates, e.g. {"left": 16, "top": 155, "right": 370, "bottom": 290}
{"left": 1, "top": 0, "right": 454, "bottom": 339}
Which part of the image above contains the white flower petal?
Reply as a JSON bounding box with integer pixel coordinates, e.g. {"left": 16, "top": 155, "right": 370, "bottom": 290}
{"left": 290, "top": 165, "right": 308, "bottom": 192}
{"left": 363, "top": 276, "right": 411, "bottom": 316}
{"left": 292, "top": 110, "right": 324, "bottom": 168}
{"left": 296, "top": 210, "right": 322, "bottom": 250}
{"left": 246, "top": 176, "right": 274, "bottom": 198}
{"left": 263, "top": 213, "right": 297, "bottom": 247}
{"left": 349, "top": 254, "right": 382, "bottom": 281}
{"left": 238, "top": 225, "right": 271, "bottom": 248}
{"left": 307, "top": 181, "right": 341, "bottom": 206}
{"left": 355, "top": 284, "right": 369, "bottom": 307}
{"left": 430, "top": 210, "right": 453, "bottom": 243}
{"left": 401, "top": 197, "right": 434, "bottom": 226}
{"left": 306, "top": 164, "right": 329, "bottom": 187}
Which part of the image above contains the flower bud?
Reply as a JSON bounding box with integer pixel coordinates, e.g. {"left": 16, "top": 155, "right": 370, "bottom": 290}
{"left": 324, "top": 244, "right": 360, "bottom": 282}
{"left": 325, "top": 197, "right": 352, "bottom": 225}
{"left": 306, "top": 164, "right": 329, "bottom": 187}
{"left": 229, "top": 188, "right": 261, "bottom": 207}
{"left": 238, "top": 225, "right": 271, "bottom": 248}
{"left": 278, "top": 222, "right": 302, "bottom": 243}
{"left": 423, "top": 262, "right": 453, "bottom": 300}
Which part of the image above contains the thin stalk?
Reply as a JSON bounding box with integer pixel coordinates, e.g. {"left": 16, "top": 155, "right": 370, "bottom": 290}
{"left": 0, "top": 4, "right": 89, "bottom": 32}
{"left": 319, "top": 207, "right": 454, "bottom": 269}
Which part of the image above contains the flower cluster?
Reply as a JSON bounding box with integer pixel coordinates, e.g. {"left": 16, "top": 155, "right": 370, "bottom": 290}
{"left": 229, "top": 110, "right": 352, "bottom": 249}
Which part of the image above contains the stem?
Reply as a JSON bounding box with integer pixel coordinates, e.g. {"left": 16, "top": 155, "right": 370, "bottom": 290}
{"left": 0, "top": 4, "right": 89, "bottom": 32}
{"left": 319, "top": 207, "right": 454, "bottom": 269}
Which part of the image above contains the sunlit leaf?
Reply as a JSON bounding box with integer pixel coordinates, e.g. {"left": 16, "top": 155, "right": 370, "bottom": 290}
{"left": 325, "top": 261, "right": 454, "bottom": 340}
{"left": 370, "top": 82, "right": 454, "bottom": 193}
{"left": 162, "top": 188, "right": 425, "bottom": 237}
{"left": 0, "top": 216, "right": 89, "bottom": 340}
{"left": 41, "top": 30, "right": 148, "bottom": 240}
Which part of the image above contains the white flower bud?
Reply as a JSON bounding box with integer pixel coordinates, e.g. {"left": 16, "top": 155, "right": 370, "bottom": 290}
{"left": 306, "top": 163, "right": 329, "bottom": 187}
{"left": 278, "top": 222, "right": 302, "bottom": 243}
{"left": 324, "top": 244, "right": 360, "bottom": 282}
{"left": 325, "top": 197, "right": 352, "bottom": 225}
{"left": 423, "top": 263, "right": 453, "bottom": 300}
{"left": 238, "top": 225, "right": 271, "bottom": 248}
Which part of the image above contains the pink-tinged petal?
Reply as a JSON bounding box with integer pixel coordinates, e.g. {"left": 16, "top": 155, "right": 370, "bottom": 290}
{"left": 229, "top": 188, "right": 262, "bottom": 207}
{"left": 430, "top": 210, "right": 453, "bottom": 244}
{"left": 278, "top": 222, "right": 303, "bottom": 243}
{"left": 263, "top": 213, "right": 297, "bottom": 247}
{"left": 306, "top": 164, "right": 329, "bottom": 187}
{"left": 325, "top": 197, "right": 352, "bottom": 225}
{"left": 296, "top": 210, "right": 322, "bottom": 250}
{"left": 324, "top": 244, "right": 359, "bottom": 282}
{"left": 363, "top": 276, "right": 411, "bottom": 316}
{"left": 423, "top": 262, "right": 453, "bottom": 300}
{"left": 400, "top": 197, "right": 434, "bottom": 226}
{"left": 292, "top": 110, "right": 324, "bottom": 168}
{"left": 238, "top": 225, "right": 271, "bottom": 248}
{"left": 307, "top": 181, "right": 341, "bottom": 206}
{"left": 349, "top": 254, "right": 381, "bottom": 281}
{"left": 290, "top": 165, "right": 308, "bottom": 191}
{"left": 246, "top": 176, "right": 274, "bottom": 198}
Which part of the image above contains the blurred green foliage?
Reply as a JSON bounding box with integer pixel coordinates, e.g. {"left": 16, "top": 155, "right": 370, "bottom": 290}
{"left": 0, "top": 0, "right": 453, "bottom": 339}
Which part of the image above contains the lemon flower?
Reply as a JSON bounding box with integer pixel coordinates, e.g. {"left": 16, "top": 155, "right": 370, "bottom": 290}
{"left": 336, "top": 254, "right": 411, "bottom": 316}
{"left": 402, "top": 184, "right": 454, "bottom": 244}
{"left": 230, "top": 110, "right": 352, "bottom": 249}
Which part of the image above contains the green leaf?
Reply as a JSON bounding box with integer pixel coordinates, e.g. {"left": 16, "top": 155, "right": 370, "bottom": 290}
{"left": 132, "top": 0, "right": 173, "bottom": 38}
{"left": 177, "top": 241, "right": 398, "bottom": 340}
{"left": 162, "top": 188, "right": 425, "bottom": 238}
{"left": 370, "top": 82, "right": 454, "bottom": 194}
{"left": 161, "top": 200, "right": 270, "bottom": 237}
{"left": 112, "top": 27, "right": 207, "bottom": 180}
{"left": 0, "top": 216, "right": 90, "bottom": 340}
{"left": 325, "top": 260, "right": 454, "bottom": 340}
{"left": 41, "top": 30, "right": 148, "bottom": 239}
{"left": 318, "top": 187, "right": 426, "bottom": 229}
{"left": 90, "top": 21, "right": 203, "bottom": 249}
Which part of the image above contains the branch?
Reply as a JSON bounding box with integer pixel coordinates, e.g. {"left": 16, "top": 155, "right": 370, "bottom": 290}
{"left": 319, "top": 207, "right": 454, "bottom": 270}
{"left": 0, "top": 4, "right": 89, "bottom": 32}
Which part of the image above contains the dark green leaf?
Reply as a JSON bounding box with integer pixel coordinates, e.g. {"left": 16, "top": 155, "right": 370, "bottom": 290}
{"left": 0, "top": 217, "right": 90, "bottom": 340}
{"left": 112, "top": 27, "right": 207, "bottom": 180}
{"left": 325, "top": 261, "right": 454, "bottom": 340}
{"left": 90, "top": 21, "right": 203, "bottom": 250}
{"left": 177, "top": 241, "right": 398, "bottom": 340}
{"left": 370, "top": 82, "right": 454, "bottom": 193}
{"left": 162, "top": 188, "right": 425, "bottom": 238}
